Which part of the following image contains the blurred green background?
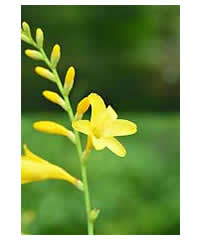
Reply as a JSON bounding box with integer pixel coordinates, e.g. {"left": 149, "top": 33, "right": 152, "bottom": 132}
{"left": 21, "top": 5, "right": 180, "bottom": 235}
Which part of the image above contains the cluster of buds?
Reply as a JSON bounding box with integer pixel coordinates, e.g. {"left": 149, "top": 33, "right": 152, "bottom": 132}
{"left": 21, "top": 22, "right": 85, "bottom": 190}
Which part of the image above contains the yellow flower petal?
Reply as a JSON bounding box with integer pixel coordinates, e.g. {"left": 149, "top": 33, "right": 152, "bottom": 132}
{"left": 106, "top": 105, "right": 118, "bottom": 120}
{"left": 91, "top": 136, "right": 106, "bottom": 150}
{"left": 21, "top": 156, "right": 77, "bottom": 185}
{"left": 104, "top": 119, "right": 137, "bottom": 137}
{"left": 21, "top": 146, "right": 83, "bottom": 190}
{"left": 72, "top": 120, "right": 91, "bottom": 135}
{"left": 88, "top": 93, "right": 106, "bottom": 123}
{"left": 102, "top": 137, "right": 126, "bottom": 157}
{"left": 23, "top": 144, "right": 47, "bottom": 164}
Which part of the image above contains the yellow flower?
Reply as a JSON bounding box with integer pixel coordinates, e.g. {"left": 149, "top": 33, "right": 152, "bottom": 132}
{"left": 21, "top": 145, "right": 83, "bottom": 190}
{"left": 72, "top": 93, "right": 137, "bottom": 157}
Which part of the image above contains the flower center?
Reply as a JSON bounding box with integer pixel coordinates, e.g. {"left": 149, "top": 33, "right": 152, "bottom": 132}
{"left": 93, "top": 126, "right": 102, "bottom": 139}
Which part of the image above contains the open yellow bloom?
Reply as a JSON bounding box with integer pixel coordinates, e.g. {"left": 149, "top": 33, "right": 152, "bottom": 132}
{"left": 21, "top": 145, "right": 83, "bottom": 190}
{"left": 72, "top": 93, "right": 137, "bottom": 157}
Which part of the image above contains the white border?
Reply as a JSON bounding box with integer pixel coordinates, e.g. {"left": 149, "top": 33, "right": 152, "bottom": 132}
{"left": 21, "top": 234, "right": 178, "bottom": 239}
{"left": 1, "top": 1, "right": 190, "bottom": 240}
{"left": 1, "top": 0, "right": 21, "bottom": 240}
{"left": 20, "top": 3, "right": 181, "bottom": 240}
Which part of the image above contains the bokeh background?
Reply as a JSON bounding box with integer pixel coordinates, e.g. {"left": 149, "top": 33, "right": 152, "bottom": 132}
{"left": 21, "top": 5, "right": 180, "bottom": 235}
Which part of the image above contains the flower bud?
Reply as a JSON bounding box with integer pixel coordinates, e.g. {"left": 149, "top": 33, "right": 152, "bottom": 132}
{"left": 21, "top": 33, "right": 32, "bottom": 44}
{"left": 75, "top": 97, "right": 90, "bottom": 120}
{"left": 50, "top": 44, "right": 61, "bottom": 68}
{"left": 22, "top": 22, "right": 32, "bottom": 38}
{"left": 35, "top": 66, "right": 55, "bottom": 82}
{"left": 64, "top": 66, "right": 75, "bottom": 95}
{"left": 77, "top": 97, "right": 90, "bottom": 114}
{"left": 36, "top": 28, "right": 44, "bottom": 48}
{"left": 89, "top": 208, "right": 100, "bottom": 222}
{"left": 33, "top": 121, "right": 75, "bottom": 143}
{"left": 25, "top": 49, "right": 43, "bottom": 61}
{"left": 42, "top": 90, "right": 66, "bottom": 109}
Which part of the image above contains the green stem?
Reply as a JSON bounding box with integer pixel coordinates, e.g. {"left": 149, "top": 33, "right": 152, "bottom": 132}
{"left": 38, "top": 46, "right": 94, "bottom": 234}
{"left": 64, "top": 96, "right": 94, "bottom": 235}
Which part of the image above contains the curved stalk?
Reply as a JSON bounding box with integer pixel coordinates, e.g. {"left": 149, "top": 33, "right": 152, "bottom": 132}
{"left": 37, "top": 46, "right": 94, "bottom": 234}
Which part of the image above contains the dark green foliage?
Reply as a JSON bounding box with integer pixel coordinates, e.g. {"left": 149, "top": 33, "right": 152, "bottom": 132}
{"left": 21, "top": 5, "right": 179, "bottom": 113}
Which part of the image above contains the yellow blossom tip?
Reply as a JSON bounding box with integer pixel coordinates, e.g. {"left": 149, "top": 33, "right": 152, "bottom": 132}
{"left": 77, "top": 97, "right": 90, "bottom": 114}
{"left": 42, "top": 90, "right": 65, "bottom": 107}
{"left": 22, "top": 22, "right": 31, "bottom": 36}
{"left": 25, "top": 49, "right": 43, "bottom": 61}
{"left": 35, "top": 66, "right": 55, "bottom": 82}
{"left": 51, "top": 44, "right": 61, "bottom": 68}
{"left": 36, "top": 28, "right": 44, "bottom": 48}
{"left": 65, "top": 66, "right": 75, "bottom": 85}
{"left": 33, "top": 121, "right": 75, "bottom": 143}
{"left": 52, "top": 44, "right": 60, "bottom": 55}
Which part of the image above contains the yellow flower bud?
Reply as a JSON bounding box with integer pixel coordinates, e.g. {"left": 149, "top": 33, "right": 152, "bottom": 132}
{"left": 21, "top": 33, "right": 31, "bottom": 44}
{"left": 22, "top": 22, "right": 32, "bottom": 38}
{"left": 50, "top": 44, "right": 61, "bottom": 68}
{"left": 33, "top": 121, "right": 75, "bottom": 143}
{"left": 77, "top": 97, "right": 90, "bottom": 114}
{"left": 42, "top": 90, "right": 65, "bottom": 108}
{"left": 25, "top": 49, "right": 43, "bottom": 61}
{"left": 75, "top": 97, "right": 90, "bottom": 120}
{"left": 36, "top": 28, "right": 44, "bottom": 48}
{"left": 64, "top": 66, "right": 75, "bottom": 95}
{"left": 35, "top": 66, "right": 55, "bottom": 82}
